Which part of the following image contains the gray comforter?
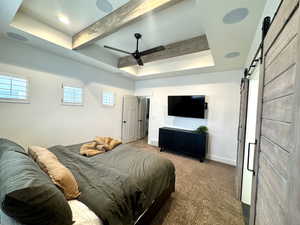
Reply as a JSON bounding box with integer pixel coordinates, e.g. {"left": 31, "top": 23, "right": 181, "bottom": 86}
{"left": 48, "top": 143, "right": 175, "bottom": 225}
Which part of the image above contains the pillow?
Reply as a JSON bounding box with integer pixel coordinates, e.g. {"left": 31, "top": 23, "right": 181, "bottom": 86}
{"left": 28, "top": 146, "right": 81, "bottom": 200}
{"left": 0, "top": 209, "right": 23, "bottom": 225}
{"left": 0, "top": 138, "right": 26, "bottom": 154}
{"left": 0, "top": 139, "right": 73, "bottom": 225}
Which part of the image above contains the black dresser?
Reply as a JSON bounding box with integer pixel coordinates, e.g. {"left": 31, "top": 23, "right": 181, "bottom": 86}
{"left": 158, "top": 127, "right": 207, "bottom": 162}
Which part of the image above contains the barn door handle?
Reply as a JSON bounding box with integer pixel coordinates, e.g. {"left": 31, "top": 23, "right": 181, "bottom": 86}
{"left": 247, "top": 141, "right": 257, "bottom": 174}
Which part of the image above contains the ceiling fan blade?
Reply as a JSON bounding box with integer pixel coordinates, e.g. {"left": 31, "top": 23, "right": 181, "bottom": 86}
{"left": 140, "top": 46, "right": 165, "bottom": 56}
{"left": 136, "top": 57, "right": 144, "bottom": 66}
{"left": 104, "top": 45, "right": 131, "bottom": 54}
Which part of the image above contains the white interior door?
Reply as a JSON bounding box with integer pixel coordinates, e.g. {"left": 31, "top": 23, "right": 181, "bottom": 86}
{"left": 241, "top": 65, "right": 260, "bottom": 205}
{"left": 138, "top": 97, "right": 147, "bottom": 139}
{"left": 122, "top": 95, "right": 138, "bottom": 143}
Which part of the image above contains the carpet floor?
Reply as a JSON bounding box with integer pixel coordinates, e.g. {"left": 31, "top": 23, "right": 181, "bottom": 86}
{"left": 129, "top": 139, "right": 245, "bottom": 225}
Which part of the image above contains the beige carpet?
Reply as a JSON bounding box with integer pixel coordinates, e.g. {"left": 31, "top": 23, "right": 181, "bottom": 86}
{"left": 129, "top": 139, "right": 245, "bottom": 225}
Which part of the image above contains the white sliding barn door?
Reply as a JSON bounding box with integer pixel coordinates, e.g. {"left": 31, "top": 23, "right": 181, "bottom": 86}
{"left": 138, "top": 97, "right": 147, "bottom": 139}
{"left": 242, "top": 67, "right": 259, "bottom": 205}
{"left": 122, "top": 95, "right": 139, "bottom": 144}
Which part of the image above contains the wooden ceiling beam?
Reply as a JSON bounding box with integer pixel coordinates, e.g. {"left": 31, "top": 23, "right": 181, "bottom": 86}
{"left": 118, "top": 35, "right": 209, "bottom": 68}
{"left": 72, "top": 0, "right": 186, "bottom": 49}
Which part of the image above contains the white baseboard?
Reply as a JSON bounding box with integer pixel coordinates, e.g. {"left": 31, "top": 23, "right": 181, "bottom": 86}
{"left": 149, "top": 139, "right": 159, "bottom": 146}
{"left": 150, "top": 139, "right": 236, "bottom": 166}
{"left": 207, "top": 154, "right": 236, "bottom": 166}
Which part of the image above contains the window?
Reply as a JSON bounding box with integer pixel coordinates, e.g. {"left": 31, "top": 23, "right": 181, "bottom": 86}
{"left": 102, "top": 91, "right": 115, "bottom": 106}
{"left": 0, "top": 75, "right": 29, "bottom": 102}
{"left": 62, "top": 85, "right": 83, "bottom": 105}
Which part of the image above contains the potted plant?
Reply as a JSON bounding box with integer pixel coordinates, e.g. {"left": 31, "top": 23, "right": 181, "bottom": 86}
{"left": 195, "top": 126, "right": 208, "bottom": 134}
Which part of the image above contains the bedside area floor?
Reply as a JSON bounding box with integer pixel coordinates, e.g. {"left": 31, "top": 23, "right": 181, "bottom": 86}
{"left": 128, "top": 138, "right": 245, "bottom": 225}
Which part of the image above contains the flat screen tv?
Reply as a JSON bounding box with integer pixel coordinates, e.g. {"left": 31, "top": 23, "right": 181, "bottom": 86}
{"left": 168, "top": 95, "right": 206, "bottom": 119}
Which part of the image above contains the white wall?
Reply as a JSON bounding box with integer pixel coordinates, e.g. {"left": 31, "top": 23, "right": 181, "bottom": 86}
{"left": 0, "top": 38, "right": 242, "bottom": 166}
{"left": 135, "top": 70, "right": 242, "bottom": 165}
{"left": 0, "top": 38, "right": 134, "bottom": 148}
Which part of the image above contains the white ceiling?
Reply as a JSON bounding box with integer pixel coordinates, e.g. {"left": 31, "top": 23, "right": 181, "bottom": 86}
{"left": 98, "top": 0, "right": 206, "bottom": 56}
{"left": 0, "top": 0, "right": 269, "bottom": 80}
{"left": 98, "top": 0, "right": 267, "bottom": 75}
{"left": 20, "top": 0, "right": 130, "bottom": 36}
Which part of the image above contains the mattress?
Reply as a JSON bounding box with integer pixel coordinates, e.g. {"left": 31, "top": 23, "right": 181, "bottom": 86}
{"left": 0, "top": 200, "right": 103, "bottom": 225}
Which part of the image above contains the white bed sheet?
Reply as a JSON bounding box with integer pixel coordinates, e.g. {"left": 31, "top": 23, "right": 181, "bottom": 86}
{"left": 69, "top": 200, "right": 103, "bottom": 225}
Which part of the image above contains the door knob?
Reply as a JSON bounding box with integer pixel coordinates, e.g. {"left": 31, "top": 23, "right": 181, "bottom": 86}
{"left": 123, "top": 121, "right": 127, "bottom": 123}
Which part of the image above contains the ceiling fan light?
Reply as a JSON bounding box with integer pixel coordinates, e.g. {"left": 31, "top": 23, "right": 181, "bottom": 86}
{"left": 96, "top": 0, "right": 113, "bottom": 13}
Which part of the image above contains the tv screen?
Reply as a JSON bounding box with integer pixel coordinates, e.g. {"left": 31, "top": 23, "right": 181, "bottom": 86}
{"left": 168, "top": 95, "right": 206, "bottom": 119}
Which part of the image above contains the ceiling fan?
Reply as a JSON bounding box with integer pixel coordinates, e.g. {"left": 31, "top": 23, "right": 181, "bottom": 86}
{"left": 104, "top": 33, "right": 166, "bottom": 66}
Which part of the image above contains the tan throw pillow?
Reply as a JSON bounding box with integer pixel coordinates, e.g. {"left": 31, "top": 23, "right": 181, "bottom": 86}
{"left": 28, "top": 146, "right": 81, "bottom": 200}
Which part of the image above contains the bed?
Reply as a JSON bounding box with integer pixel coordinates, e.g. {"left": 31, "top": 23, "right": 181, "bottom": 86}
{"left": 0, "top": 140, "right": 175, "bottom": 225}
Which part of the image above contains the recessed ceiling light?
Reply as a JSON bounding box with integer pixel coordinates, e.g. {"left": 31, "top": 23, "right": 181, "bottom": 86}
{"left": 223, "top": 8, "right": 249, "bottom": 24}
{"left": 58, "top": 15, "right": 70, "bottom": 25}
{"left": 96, "top": 0, "right": 113, "bottom": 13}
{"left": 225, "top": 52, "right": 240, "bottom": 58}
{"left": 6, "top": 32, "right": 28, "bottom": 41}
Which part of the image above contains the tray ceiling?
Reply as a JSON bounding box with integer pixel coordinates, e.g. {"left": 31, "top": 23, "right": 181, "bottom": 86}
{"left": 20, "top": 0, "right": 130, "bottom": 36}
{"left": 0, "top": 0, "right": 270, "bottom": 79}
